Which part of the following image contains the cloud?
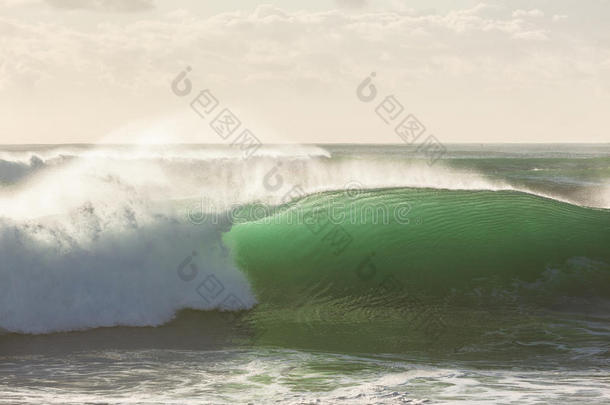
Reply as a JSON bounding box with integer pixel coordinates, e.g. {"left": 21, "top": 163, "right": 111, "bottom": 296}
{"left": 512, "top": 9, "right": 545, "bottom": 18}
{"left": 0, "top": 0, "right": 39, "bottom": 6}
{"left": 44, "top": 0, "right": 154, "bottom": 12}
{"left": 513, "top": 30, "right": 548, "bottom": 41}
{"left": 0, "top": 3, "right": 605, "bottom": 94}
{"left": 335, "top": 0, "right": 368, "bottom": 9}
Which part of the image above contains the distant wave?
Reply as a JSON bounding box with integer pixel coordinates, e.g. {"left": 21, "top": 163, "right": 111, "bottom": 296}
{"left": 0, "top": 144, "right": 331, "bottom": 164}
{"left": 0, "top": 155, "right": 47, "bottom": 184}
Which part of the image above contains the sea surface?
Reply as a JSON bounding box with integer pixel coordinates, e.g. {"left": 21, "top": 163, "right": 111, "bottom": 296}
{"left": 1, "top": 144, "right": 609, "bottom": 404}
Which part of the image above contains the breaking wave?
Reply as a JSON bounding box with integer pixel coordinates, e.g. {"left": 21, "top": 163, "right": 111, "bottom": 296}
{"left": 0, "top": 144, "right": 608, "bottom": 335}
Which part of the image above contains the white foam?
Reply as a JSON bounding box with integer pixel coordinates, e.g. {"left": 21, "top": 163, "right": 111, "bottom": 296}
{"left": 0, "top": 169, "right": 255, "bottom": 334}
{"left": 0, "top": 210, "right": 255, "bottom": 334}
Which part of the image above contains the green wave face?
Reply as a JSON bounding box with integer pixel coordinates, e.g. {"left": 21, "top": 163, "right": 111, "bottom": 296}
{"left": 224, "top": 189, "right": 610, "bottom": 356}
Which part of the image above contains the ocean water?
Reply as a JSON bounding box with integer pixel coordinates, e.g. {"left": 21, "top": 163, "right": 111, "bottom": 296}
{"left": 0, "top": 143, "right": 609, "bottom": 404}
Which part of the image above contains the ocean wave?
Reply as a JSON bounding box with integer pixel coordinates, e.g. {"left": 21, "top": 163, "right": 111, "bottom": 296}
{"left": 0, "top": 145, "right": 609, "bottom": 335}
{"left": 1, "top": 186, "right": 608, "bottom": 335}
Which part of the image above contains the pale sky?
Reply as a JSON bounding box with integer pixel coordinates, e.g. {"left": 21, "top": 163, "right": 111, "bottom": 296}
{"left": 1, "top": 0, "right": 609, "bottom": 144}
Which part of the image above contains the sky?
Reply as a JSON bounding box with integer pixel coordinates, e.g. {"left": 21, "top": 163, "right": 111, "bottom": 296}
{"left": 1, "top": 0, "right": 609, "bottom": 144}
